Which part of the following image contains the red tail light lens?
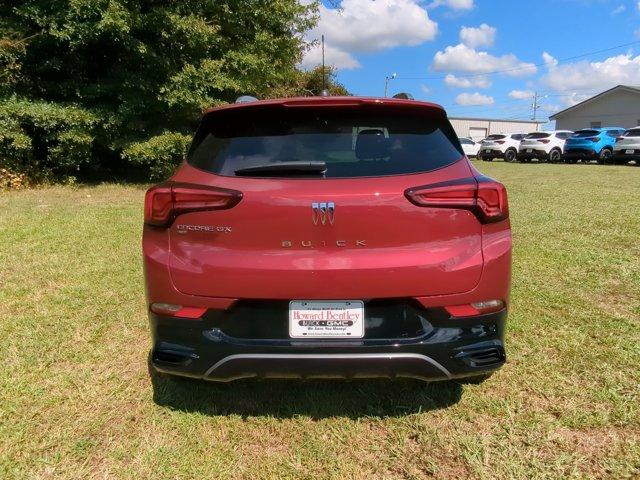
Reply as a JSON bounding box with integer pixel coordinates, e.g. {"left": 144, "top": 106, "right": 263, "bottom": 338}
{"left": 495, "top": 140, "right": 506, "bottom": 144}
{"left": 588, "top": 137, "right": 600, "bottom": 142}
{"left": 405, "top": 176, "right": 508, "bottom": 223}
{"left": 144, "top": 182, "right": 243, "bottom": 227}
{"left": 538, "top": 139, "right": 550, "bottom": 144}
{"left": 615, "top": 137, "right": 623, "bottom": 142}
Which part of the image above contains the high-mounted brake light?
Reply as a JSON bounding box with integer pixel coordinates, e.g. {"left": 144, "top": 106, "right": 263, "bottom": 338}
{"left": 405, "top": 176, "right": 509, "bottom": 223}
{"left": 144, "top": 182, "right": 243, "bottom": 227}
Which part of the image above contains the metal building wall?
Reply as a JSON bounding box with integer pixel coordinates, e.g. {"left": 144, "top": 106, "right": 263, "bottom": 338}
{"left": 552, "top": 89, "right": 640, "bottom": 131}
{"left": 449, "top": 118, "right": 542, "bottom": 141}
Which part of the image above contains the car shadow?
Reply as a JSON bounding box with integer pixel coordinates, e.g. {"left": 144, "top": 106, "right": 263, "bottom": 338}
{"left": 150, "top": 369, "right": 464, "bottom": 419}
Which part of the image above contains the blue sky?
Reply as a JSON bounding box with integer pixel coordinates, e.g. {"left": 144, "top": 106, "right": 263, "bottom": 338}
{"left": 301, "top": 0, "right": 640, "bottom": 125}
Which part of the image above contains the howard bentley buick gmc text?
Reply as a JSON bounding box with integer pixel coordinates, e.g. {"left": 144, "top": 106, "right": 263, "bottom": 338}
{"left": 143, "top": 96, "right": 512, "bottom": 382}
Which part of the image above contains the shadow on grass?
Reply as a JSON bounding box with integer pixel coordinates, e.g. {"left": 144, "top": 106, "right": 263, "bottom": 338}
{"left": 150, "top": 370, "right": 463, "bottom": 419}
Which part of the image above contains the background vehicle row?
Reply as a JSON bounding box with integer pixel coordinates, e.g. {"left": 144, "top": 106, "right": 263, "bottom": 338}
{"left": 460, "top": 126, "right": 639, "bottom": 165}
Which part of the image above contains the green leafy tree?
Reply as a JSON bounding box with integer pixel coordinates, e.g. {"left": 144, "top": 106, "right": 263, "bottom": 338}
{"left": 0, "top": 0, "right": 321, "bottom": 180}
{"left": 293, "top": 66, "right": 350, "bottom": 97}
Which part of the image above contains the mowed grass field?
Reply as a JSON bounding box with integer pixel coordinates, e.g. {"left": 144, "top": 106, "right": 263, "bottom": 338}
{"left": 1, "top": 162, "right": 639, "bottom": 479}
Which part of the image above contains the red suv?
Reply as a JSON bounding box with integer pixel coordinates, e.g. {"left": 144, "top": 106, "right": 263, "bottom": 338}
{"left": 143, "top": 96, "right": 511, "bottom": 382}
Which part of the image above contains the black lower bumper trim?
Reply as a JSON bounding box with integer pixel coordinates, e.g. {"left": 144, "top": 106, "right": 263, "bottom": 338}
{"left": 149, "top": 308, "right": 507, "bottom": 382}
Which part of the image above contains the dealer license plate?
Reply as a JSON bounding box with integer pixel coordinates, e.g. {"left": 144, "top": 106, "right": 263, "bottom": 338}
{"left": 289, "top": 300, "right": 364, "bottom": 338}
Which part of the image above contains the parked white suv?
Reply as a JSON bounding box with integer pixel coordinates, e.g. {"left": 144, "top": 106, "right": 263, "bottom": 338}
{"left": 478, "top": 133, "right": 526, "bottom": 162}
{"left": 613, "top": 127, "right": 640, "bottom": 165}
{"left": 517, "top": 131, "right": 573, "bottom": 163}
{"left": 458, "top": 137, "right": 481, "bottom": 158}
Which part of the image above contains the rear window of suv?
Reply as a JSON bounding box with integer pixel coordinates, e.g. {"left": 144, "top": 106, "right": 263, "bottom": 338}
{"left": 187, "top": 106, "right": 464, "bottom": 178}
{"left": 485, "top": 135, "right": 506, "bottom": 140}
{"left": 524, "top": 132, "right": 550, "bottom": 139}
{"left": 623, "top": 128, "right": 640, "bottom": 137}
{"left": 573, "top": 130, "right": 599, "bottom": 137}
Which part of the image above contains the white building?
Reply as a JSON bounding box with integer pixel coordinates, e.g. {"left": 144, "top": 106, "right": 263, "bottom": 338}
{"left": 449, "top": 116, "right": 543, "bottom": 141}
{"left": 550, "top": 85, "right": 640, "bottom": 131}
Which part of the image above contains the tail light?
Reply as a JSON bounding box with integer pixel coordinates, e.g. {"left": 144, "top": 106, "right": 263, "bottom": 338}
{"left": 538, "top": 139, "right": 550, "bottom": 144}
{"left": 495, "top": 140, "right": 505, "bottom": 144}
{"left": 588, "top": 137, "right": 600, "bottom": 142}
{"left": 405, "top": 176, "right": 509, "bottom": 224}
{"left": 144, "top": 182, "right": 243, "bottom": 227}
{"left": 616, "top": 137, "right": 623, "bottom": 142}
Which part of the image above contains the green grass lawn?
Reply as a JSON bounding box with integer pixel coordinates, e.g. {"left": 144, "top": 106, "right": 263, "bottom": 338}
{"left": 1, "top": 162, "right": 639, "bottom": 479}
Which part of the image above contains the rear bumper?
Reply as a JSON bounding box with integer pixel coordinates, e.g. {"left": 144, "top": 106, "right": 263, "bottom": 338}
{"left": 613, "top": 149, "right": 640, "bottom": 160}
{"left": 517, "top": 149, "right": 550, "bottom": 159}
{"left": 149, "top": 308, "right": 507, "bottom": 382}
{"left": 479, "top": 149, "right": 507, "bottom": 159}
{"left": 564, "top": 148, "right": 597, "bottom": 159}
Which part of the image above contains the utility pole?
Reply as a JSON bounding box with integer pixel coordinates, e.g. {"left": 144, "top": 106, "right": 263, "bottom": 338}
{"left": 532, "top": 92, "right": 548, "bottom": 121}
{"left": 321, "top": 34, "right": 327, "bottom": 96}
{"left": 384, "top": 73, "right": 396, "bottom": 97}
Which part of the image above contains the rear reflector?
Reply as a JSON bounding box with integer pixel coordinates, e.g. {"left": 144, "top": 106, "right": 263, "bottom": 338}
{"left": 445, "top": 300, "right": 504, "bottom": 317}
{"left": 405, "top": 176, "right": 509, "bottom": 223}
{"left": 150, "top": 303, "right": 207, "bottom": 319}
{"left": 144, "top": 182, "right": 242, "bottom": 227}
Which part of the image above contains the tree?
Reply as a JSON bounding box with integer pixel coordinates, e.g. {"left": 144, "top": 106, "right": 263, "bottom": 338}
{"left": 295, "top": 66, "right": 350, "bottom": 97}
{"left": 0, "top": 0, "right": 319, "bottom": 180}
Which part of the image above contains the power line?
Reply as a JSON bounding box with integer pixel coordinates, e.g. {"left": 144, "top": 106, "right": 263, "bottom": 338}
{"left": 394, "top": 40, "right": 640, "bottom": 80}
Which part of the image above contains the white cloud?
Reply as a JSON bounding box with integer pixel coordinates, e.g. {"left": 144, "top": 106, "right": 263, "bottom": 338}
{"left": 638, "top": 1, "right": 640, "bottom": 11}
{"left": 301, "top": 0, "right": 438, "bottom": 69}
{"left": 542, "top": 51, "right": 558, "bottom": 68}
{"left": 429, "top": 0, "right": 475, "bottom": 10}
{"left": 444, "top": 73, "right": 491, "bottom": 88}
{"left": 459, "top": 24, "right": 496, "bottom": 48}
{"left": 432, "top": 43, "right": 537, "bottom": 77}
{"left": 612, "top": 4, "right": 626, "bottom": 14}
{"left": 508, "top": 89, "right": 534, "bottom": 99}
{"left": 540, "top": 53, "right": 640, "bottom": 92}
{"left": 542, "top": 104, "right": 561, "bottom": 113}
{"left": 455, "top": 92, "right": 494, "bottom": 106}
{"left": 564, "top": 92, "right": 594, "bottom": 107}
{"left": 635, "top": 28, "right": 640, "bottom": 39}
{"left": 300, "top": 43, "right": 360, "bottom": 70}
{"left": 420, "top": 84, "right": 431, "bottom": 93}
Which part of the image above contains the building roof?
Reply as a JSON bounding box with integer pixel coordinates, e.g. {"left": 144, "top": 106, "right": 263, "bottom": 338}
{"left": 549, "top": 85, "right": 640, "bottom": 120}
{"left": 448, "top": 116, "right": 543, "bottom": 124}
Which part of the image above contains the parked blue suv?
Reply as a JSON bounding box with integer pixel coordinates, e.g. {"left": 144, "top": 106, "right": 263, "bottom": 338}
{"left": 563, "top": 127, "right": 626, "bottom": 164}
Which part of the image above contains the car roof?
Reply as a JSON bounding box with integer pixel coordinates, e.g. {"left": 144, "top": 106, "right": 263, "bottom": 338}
{"left": 574, "top": 127, "right": 625, "bottom": 132}
{"left": 203, "top": 96, "right": 446, "bottom": 116}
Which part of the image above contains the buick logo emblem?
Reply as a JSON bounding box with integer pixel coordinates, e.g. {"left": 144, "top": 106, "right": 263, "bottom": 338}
{"left": 312, "top": 202, "right": 335, "bottom": 225}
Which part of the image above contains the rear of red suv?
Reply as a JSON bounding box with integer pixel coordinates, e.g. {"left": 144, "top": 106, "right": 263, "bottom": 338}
{"left": 143, "top": 97, "right": 511, "bottom": 382}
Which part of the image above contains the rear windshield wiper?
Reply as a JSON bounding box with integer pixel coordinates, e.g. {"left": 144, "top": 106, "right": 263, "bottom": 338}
{"left": 234, "top": 161, "right": 327, "bottom": 176}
